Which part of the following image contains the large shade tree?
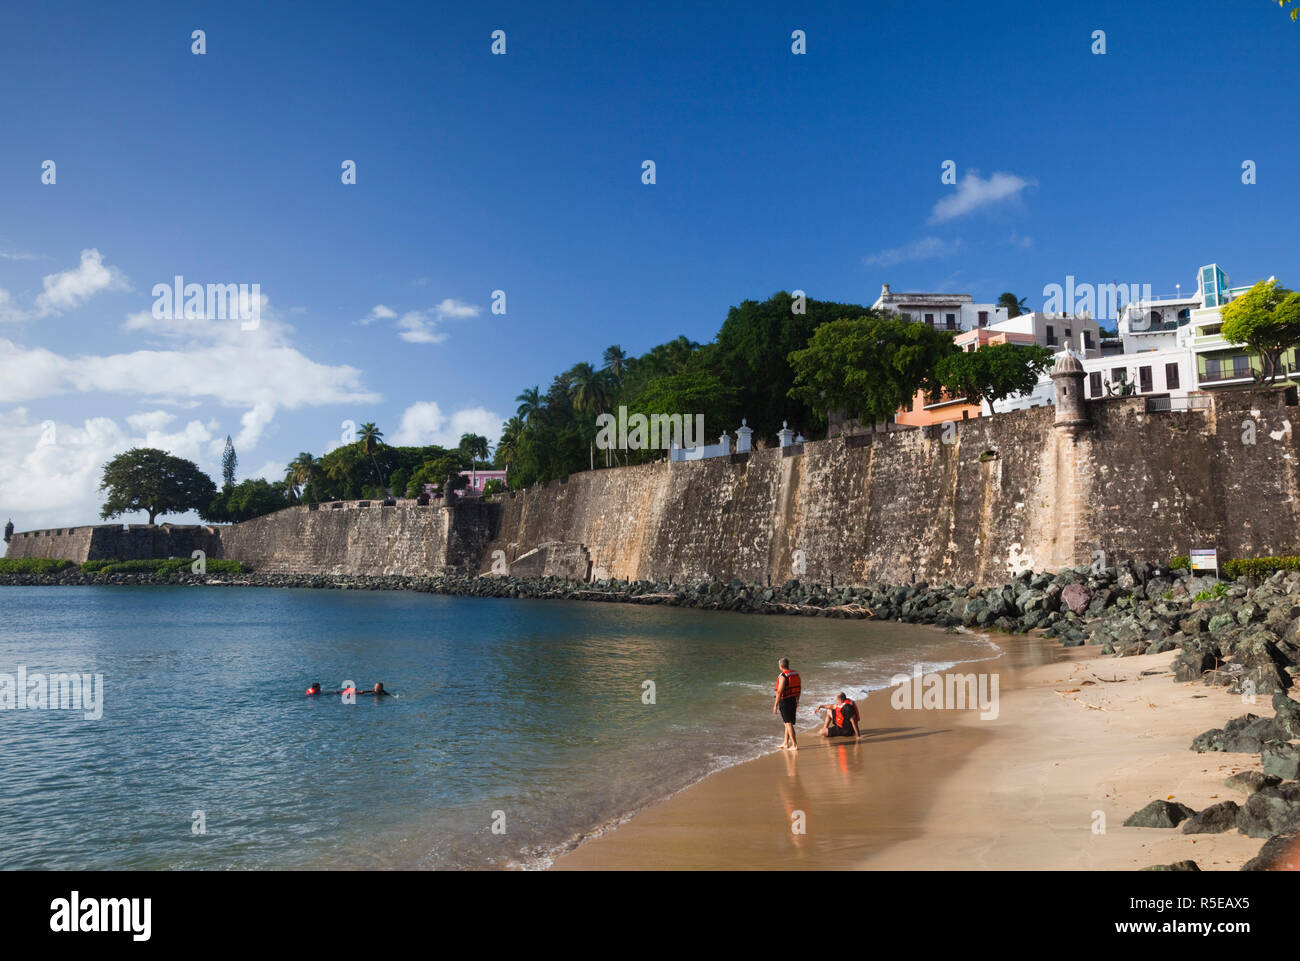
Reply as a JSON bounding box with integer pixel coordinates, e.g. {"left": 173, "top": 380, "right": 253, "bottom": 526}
{"left": 1221, "top": 279, "right": 1300, "bottom": 383}
{"left": 787, "top": 315, "right": 956, "bottom": 426}
{"left": 99, "top": 448, "right": 218, "bottom": 524}
{"left": 933, "top": 342, "right": 1057, "bottom": 409}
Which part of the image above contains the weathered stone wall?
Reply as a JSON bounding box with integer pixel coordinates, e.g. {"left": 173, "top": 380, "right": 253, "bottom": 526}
{"left": 3, "top": 524, "right": 221, "bottom": 563}
{"left": 6, "top": 389, "right": 1298, "bottom": 586}
{"left": 483, "top": 390, "right": 1300, "bottom": 587}
{"left": 213, "top": 502, "right": 458, "bottom": 576}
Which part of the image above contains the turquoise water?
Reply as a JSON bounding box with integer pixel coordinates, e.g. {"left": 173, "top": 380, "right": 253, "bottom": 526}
{"left": 0, "top": 586, "right": 999, "bottom": 870}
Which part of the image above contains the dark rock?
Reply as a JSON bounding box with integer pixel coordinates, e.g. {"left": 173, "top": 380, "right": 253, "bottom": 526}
{"left": 1141, "top": 860, "right": 1201, "bottom": 871}
{"left": 1124, "top": 799, "right": 1197, "bottom": 829}
{"left": 1061, "top": 583, "right": 1092, "bottom": 615}
{"left": 1181, "top": 801, "right": 1240, "bottom": 834}
{"left": 1241, "top": 832, "right": 1300, "bottom": 870}
{"left": 1224, "top": 770, "right": 1281, "bottom": 795}
{"left": 1261, "top": 740, "right": 1300, "bottom": 780}
{"left": 1237, "top": 787, "right": 1300, "bottom": 838}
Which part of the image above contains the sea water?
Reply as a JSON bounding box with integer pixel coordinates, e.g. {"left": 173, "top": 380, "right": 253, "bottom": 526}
{"left": 0, "top": 586, "right": 1000, "bottom": 869}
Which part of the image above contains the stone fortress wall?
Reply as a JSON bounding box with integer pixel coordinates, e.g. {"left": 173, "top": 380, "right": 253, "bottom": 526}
{"left": 6, "top": 389, "right": 1299, "bottom": 588}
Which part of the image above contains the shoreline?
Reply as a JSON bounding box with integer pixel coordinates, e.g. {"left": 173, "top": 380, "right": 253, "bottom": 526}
{"left": 552, "top": 638, "right": 1274, "bottom": 870}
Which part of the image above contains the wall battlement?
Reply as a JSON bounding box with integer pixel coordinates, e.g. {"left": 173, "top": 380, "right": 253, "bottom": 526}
{"left": 5, "top": 389, "right": 1298, "bottom": 587}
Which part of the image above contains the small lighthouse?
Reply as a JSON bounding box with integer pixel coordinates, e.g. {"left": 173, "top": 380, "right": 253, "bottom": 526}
{"left": 3, "top": 519, "right": 13, "bottom": 543}
{"left": 1050, "top": 350, "right": 1090, "bottom": 435}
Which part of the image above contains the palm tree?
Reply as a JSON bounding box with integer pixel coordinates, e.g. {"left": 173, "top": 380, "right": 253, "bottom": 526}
{"left": 496, "top": 417, "right": 524, "bottom": 469}
{"left": 283, "top": 466, "right": 301, "bottom": 503}
{"left": 288, "top": 452, "right": 320, "bottom": 500}
{"left": 602, "top": 345, "right": 627, "bottom": 386}
{"left": 358, "top": 422, "right": 384, "bottom": 486}
{"left": 458, "top": 433, "right": 491, "bottom": 468}
{"left": 567, "top": 362, "right": 613, "bottom": 417}
{"left": 515, "top": 386, "right": 542, "bottom": 424}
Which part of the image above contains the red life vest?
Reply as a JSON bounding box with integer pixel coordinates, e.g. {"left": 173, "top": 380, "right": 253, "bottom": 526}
{"left": 776, "top": 670, "right": 801, "bottom": 701}
{"left": 305, "top": 688, "right": 318, "bottom": 696}
{"left": 834, "top": 699, "right": 857, "bottom": 728}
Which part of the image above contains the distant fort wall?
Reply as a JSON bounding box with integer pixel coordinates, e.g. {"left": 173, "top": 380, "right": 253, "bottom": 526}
{"left": 6, "top": 389, "right": 1299, "bottom": 587}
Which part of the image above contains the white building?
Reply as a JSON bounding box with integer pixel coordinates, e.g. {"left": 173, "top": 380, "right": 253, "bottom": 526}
{"left": 872, "top": 283, "right": 1007, "bottom": 333}
{"left": 995, "top": 263, "right": 1284, "bottom": 412}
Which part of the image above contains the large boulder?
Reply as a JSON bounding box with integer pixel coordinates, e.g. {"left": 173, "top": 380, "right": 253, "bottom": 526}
{"left": 1124, "top": 799, "right": 1197, "bottom": 829}
{"left": 1261, "top": 740, "right": 1300, "bottom": 780}
{"left": 1173, "top": 650, "right": 1218, "bottom": 683}
{"left": 1224, "top": 770, "right": 1282, "bottom": 795}
{"left": 1181, "top": 801, "right": 1241, "bottom": 834}
{"left": 1061, "top": 583, "right": 1092, "bottom": 615}
{"left": 1236, "top": 786, "right": 1300, "bottom": 838}
{"left": 1241, "top": 832, "right": 1300, "bottom": 870}
{"left": 1272, "top": 693, "right": 1300, "bottom": 739}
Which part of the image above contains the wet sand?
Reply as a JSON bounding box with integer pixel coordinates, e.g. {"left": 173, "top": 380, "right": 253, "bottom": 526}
{"left": 553, "top": 636, "right": 1270, "bottom": 870}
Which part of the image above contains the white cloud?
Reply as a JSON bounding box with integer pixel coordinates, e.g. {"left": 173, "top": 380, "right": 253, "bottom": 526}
{"left": 433, "top": 298, "right": 481, "bottom": 320}
{"left": 929, "top": 171, "right": 1035, "bottom": 223}
{"left": 0, "top": 409, "right": 220, "bottom": 531}
{"left": 125, "top": 410, "right": 176, "bottom": 433}
{"left": 358, "top": 304, "right": 397, "bottom": 326}
{"left": 391, "top": 401, "right": 501, "bottom": 447}
{"left": 396, "top": 310, "right": 448, "bottom": 344}
{"left": 864, "top": 236, "right": 964, "bottom": 268}
{"left": 247, "top": 459, "right": 286, "bottom": 483}
{"left": 34, "top": 249, "right": 130, "bottom": 315}
{"left": 360, "top": 298, "right": 482, "bottom": 343}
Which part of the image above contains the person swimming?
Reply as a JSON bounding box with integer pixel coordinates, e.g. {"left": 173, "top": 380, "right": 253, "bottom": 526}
{"left": 305, "top": 682, "right": 394, "bottom": 697}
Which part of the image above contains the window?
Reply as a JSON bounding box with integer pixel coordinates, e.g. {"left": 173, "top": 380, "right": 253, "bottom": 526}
{"left": 1089, "top": 372, "right": 1102, "bottom": 397}
{"left": 978, "top": 311, "right": 988, "bottom": 327}
{"left": 925, "top": 313, "right": 934, "bottom": 324}
{"left": 1234, "top": 355, "right": 1251, "bottom": 378}
{"left": 1112, "top": 367, "right": 1127, "bottom": 383}
{"left": 1139, "top": 366, "right": 1153, "bottom": 392}
{"left": 1065, "top": 328, "right": 1072, "bottom": 342}
{"left": 1165, "top": 363, "right": 1179, "bottom": 390}
{"left": 1083, "top": 330, "right": 1094, "bottom": 349}
{"left": 1046, "top": 325, "right": 1056, "bottom": 346}
{"left": 945, "top": 312, "right": 956, "bottom": 329}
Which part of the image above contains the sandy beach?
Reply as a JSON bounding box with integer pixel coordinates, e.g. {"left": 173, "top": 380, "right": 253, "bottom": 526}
{"left": 553, "top": 634, "right": 1271, "bottom": 870}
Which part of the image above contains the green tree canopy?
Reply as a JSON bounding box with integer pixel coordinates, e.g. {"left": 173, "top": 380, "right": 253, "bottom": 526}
{"left": 99, "top": 448, "right": 218, "bottom": 524}
{"left": 933, "top": 342, "right": 1057, "bottom": 408}
{"left": 710, "top": 292, "right": 873, "bottom": 440}
{"left": 1220, "top": 279, "right": 1300, "bottom": 382}
{"left": 787, "top": 315, "right": 955, "bottom": 425}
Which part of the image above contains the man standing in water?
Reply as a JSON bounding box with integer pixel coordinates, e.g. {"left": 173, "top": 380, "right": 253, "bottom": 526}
{"left": 773, "top": 657, "right": 801, "bottom": 750}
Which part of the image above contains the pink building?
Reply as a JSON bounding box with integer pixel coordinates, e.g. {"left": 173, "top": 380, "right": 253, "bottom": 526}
{"left": 459, "top": 468, "right": 508, "bottom": 493}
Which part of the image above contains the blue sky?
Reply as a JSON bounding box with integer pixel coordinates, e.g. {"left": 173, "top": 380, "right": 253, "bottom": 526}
{"left": 2, "top": 0, "right": 1298, "bottom": 529}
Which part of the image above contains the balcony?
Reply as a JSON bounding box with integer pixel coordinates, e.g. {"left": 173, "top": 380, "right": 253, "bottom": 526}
{"left": 1200, "top": 368, "right": 1254, "bottom": 384}
{"left": 1145, "top": 395, "right": 1211, "bottom": 412}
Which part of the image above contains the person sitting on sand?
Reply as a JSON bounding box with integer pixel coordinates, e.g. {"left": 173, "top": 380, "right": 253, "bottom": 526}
{"left": 814, "top": 693, "right": 860, "bottom": 739}
{"left": 773, "top": 658, "right": 801, "bottom": 750}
